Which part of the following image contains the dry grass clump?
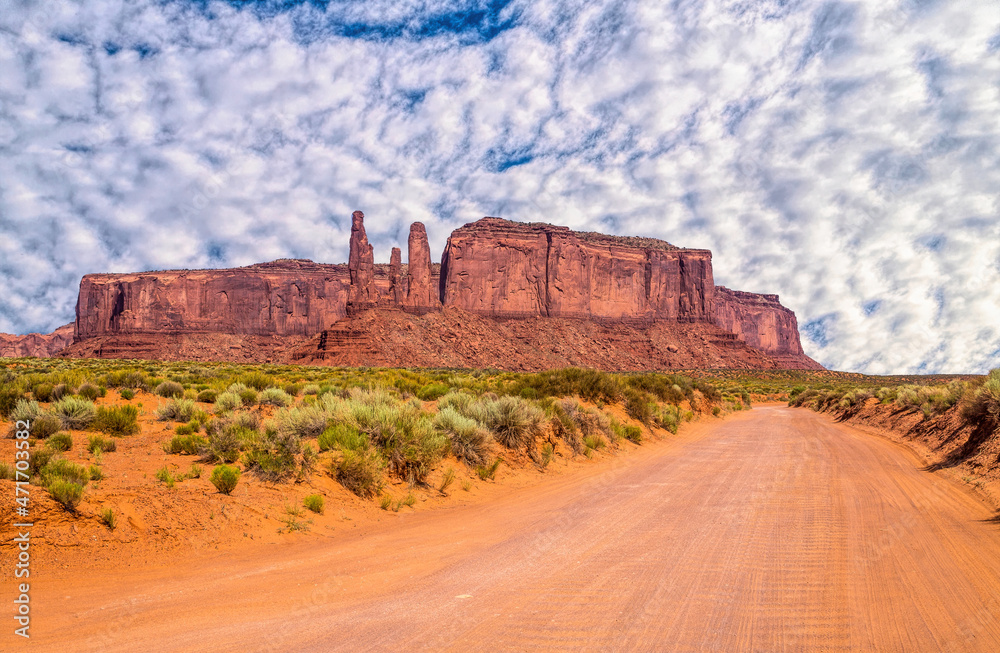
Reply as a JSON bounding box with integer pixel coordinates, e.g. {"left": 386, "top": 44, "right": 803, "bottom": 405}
{"left": 50, "top": 396, "right": 96, "bottom": 430}
{"left": 433, "top": 407, "right": 492, "bottom": 466}
{"left": 334, "top": 448, "right": 386, "bottom": 498}
{"left": 95, "top": 404, "right": 140, "bottom": 435}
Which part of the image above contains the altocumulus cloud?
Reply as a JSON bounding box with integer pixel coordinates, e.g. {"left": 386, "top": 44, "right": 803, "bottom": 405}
{"left": 0, "top": 0, "right": 998, "bottom": 373}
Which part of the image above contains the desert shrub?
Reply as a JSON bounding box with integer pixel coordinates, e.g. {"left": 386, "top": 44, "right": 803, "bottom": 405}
{"left": 157, "top": 398, "right": 195, "bottom": 423}
{"left": 622, "top": 425, "right": 642, "bottom": 444}
{"left": 273, "top": 405, "right": 327, "bottom": 439}
{"left": 87, "top": 435, "right": 117, "bottom": 453}
{"left": 40, "top": 458, "right": 91, "bottom": 487}
{"left": 10, "top": 399, "right": 42, "bottom": 424}
{"left": 259, "top": 387, "right": 292, "bottom": 408}
{"left": 33, "top": 383, "right": 54, "bottom": 402}
{"left": 94, "top": 404, "right": 140, "bottom": 435}
{"left": 175, "top": 423, "right": 195, "bottom": 436}
{"left": 624, "top": 389, "right": 654, "bottom": 425}
{"left": 210, "top": 464, "right": 241, "bottom": 494}
{"left": 240, "top": 371, "right": 275, "bottom": 391}
{"left": 48, "top": 432, "right": 73, "bottom": 452}
{"left": 658, "top": 404, "right": 680, "bottom": 434}
{"left": 196, "top": 389, "right": 217, "bottom": 403}
{"left": 89, "top": 465, "right": 105, "bottom": 481}
{"left": 0, "top": 462, "right": 13, "bottom": 480}
{"left": 48, "top": 480, "right": 85, "bottom": 511}
{"left": 538, "top": 442, "right": 554, "bottom": 468}
{"left": 318, "top": 423, "right": 366, "bottom": 452}
{"left": 119, "top": 388, "right": 135, "bottom": 401}
{"left": 549, "top": 407, "right": 583, "bottom": 455}
{"left": 416, "top": 383, "right": 450, "bottom": 401}
{"left": 303, "top": 384, "right": 320, "bottom": 396}
{"left": 238, "top": 388, "right": 259, "bottom": 405}
{"left": 283, "top": 383, "right": 301, "bottom": 397}
{"left": 243, "top": 427, "right": 301, "bottom": 481}
{"left": 28, "top": 447, "right": 55, "bottom": 477}
{"left": 334, "top": 448, "right": 386, "bottom": 498}
{"left": 437, "top": 391, "right": 474, "bottom": 413}
{"left": 583, "top": 434, "right": 606, "bottom": 453}
{"left": 960, "top": 370, "right": 1000, "bottom": 431}
{"left": 214, "top": 392, "right": 242, "bottom": 413}
{"left": 51, "top": 383, "right": 72, "bottom": 401}
{"left": 0, "top": 387, "right": 24, "bottom": 418}
{"left": 469, "top": 396, "right": 543, "bottom": 450}
{"left": 202, "top": 417, "right": 256, "bottom": 463}
{"left": 350, "top": 400, "right": 446, "bottom": 483}
{"left": 154, "top": 381, "right": 184, "bottom": 398}
{"left": 77, "top": 383, "right": 102, "bottom": 400}
{"left": 165, "top": 434, "right": 208, "bottom": 455}
{"left": 517, "top": 368, "right": 623, "bottom": 402}
{"left": 303, "top": 494, "right": 324, "bottom": 514}
{"left": 50, "top": 396, "right": 96, "bottom": 430}
{"left": 476, "top": 458, "right": 501, "bottom": 480}
{"left": 100, "top": 507, "right": 117, "bottom": 530}
{"left": 434, "top": 407, "right": 492, "bottom": 466}
{"left": 438, "top": 467, "right": 456, "bottom": 493}
{"left": 29, "top": 413, "right": 62, "bottom": 439}
{"left": 712, "top": 406, "right": 722, "bottom": 417}
{"left": 155, "top": 465, "right": 175, "bottom": 486}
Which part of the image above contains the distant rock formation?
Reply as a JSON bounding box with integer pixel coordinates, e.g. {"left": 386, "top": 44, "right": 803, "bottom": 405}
{"left": 0, "top": 323, "right": 74, "bottom": 358}
{"left": 37, "top": 211, "right": 820, "bottom": 370}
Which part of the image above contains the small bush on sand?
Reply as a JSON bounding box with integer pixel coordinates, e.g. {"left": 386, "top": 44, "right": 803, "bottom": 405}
{"left": 434, "top": 407, "right": 492, "bottom": 466}
{"left": 416, "top": 383, "right": 450, "bottom": 401}
{"left": 334, "top": 448, "right": 386, "bottom": 498}
{"left": 259, "top": 387, "right": 292, "bottom": 407}
{"left": 165, "top": 434, "right": 208, "bottom": 455}
{"left": 50, "top": 396, "right": 97, "bottom": 430}
{"left": 0, "top": 387, "right": 24, "bottom": 419}
{"left": 210, "top": 464, "right": 241, "bottom": 495}
{"left": 48, "top": 432, "right": 73, "bottom": 452}
{"left": 623, "top": 425, "right": 642, "bottom": 444}
{"left": 10, "top": 399, "right": 42, "bottom": 424}
{"left": 318, "top": 423, "right": 366, "bottom": 452}
{"left": 214, "top": 392, "right": 242, "bottom": 413}
{"left": 87, "top": 435, "right": 118, "bottom": 453}
{"left": 303, "top": 494, "right": 324, "bottom": 514}
{"left": 476, "top": 458, "right": 501, "bottom": 481}
{"left": 203, "top": 419, "right": 253, "bottom": 463}
{"left": 154, "top": 381, "right": 184, "bottom": 398}
{"left": 119, "top": 388, "right": 135, "bottom": 401}
{"left": 40, "top": 458, "right": 91, "bottom": 487}
{"left": 196, "top": 389, "right": 217, "bottom": 403}
{"left": 48, "top": 480, "right": 85, "bottom": 511}
{"left": 29, "top": 413, "right": 62, "bottom": 439}
{"left": 243, "top": 426, "right": 301, "bottom": 481}
{"left": 273, "top": 405, "right": 327, "bottom": 439}
{"left": 624, "top": 389, "right": 654, "bottom": 425}
{"left": 77, "top": 383, "right": 103, "bottom": 401}
{"left": 100, "top": 507, "right": 117, "bottom": 530}
{"left": 95, "top": 404, "right": 140, "bottom": 435}
{"left": 157, "top": 398, "right": 195, "bottom": 423}
{"left": 33, "top": 383, "right": 54, "bottom": 402}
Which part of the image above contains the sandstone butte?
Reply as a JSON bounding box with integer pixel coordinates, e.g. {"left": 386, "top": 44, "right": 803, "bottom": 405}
{"left": 1, "top": 214, "right": 822, "bottom": 371}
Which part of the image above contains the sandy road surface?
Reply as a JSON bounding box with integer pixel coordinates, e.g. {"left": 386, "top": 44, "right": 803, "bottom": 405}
{"left": 19, "top": 407, "right": 1000, "bottom": 652}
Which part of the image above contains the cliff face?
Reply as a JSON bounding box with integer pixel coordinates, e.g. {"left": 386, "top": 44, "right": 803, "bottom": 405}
{"left": 714, "top": 287, "right": 806, "bottom": 356}
{"left": 55, "top": 211, "right": 818, "bottom": 370}
{"left": 0, "top": 323, "right": 74, "bottom": 358}
{"left": 440, "top": 218, "right": 715, "bottom": 322}
{"left": 75, "top": 259, "right": 352, "bottom": 340}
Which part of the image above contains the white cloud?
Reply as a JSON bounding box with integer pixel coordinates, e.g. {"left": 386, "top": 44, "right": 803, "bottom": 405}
{"left": 0, "top": 0, "right": 998, "bottom": 373}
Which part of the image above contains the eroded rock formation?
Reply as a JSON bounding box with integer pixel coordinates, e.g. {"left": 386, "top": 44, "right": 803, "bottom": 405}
{"left": 0, "top": 323, "right": 74, "bottom": 358}
{"left": 38, "top": 210, "right": 821, "bottom": 369}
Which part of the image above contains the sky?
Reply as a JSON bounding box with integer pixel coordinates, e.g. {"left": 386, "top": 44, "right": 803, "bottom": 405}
{"left": 1, "top": 0, "right": 998, "bottom": 374}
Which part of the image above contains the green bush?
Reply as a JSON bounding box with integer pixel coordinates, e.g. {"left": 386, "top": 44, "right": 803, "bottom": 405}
{"left": 214, "top": 392, "right": 242, "bottom": 413}
{"left": 40, "top": 458, "right": 91, "bottom": 487}
{"left": 303, "top": 494, "right": 324, "bottom": 514}
{"left": 77, "top": 383, "right": 102, "bottom": 401}
{"left": 95, "top": 404, "right": 140, "bottom": 435}
{"left": 434, "top": 407, "right": 492, "bottom": 466}
{"left": 0, "top": 387, "right": 25, "bottom": 418}
{"left": 242, "top": 427, "right": 301, "bottom": 481}
{"left": 624, "top": 389, "right": 654, "bottom": 425}
{"left": 119, "top": 388, "right": 135, "bottom": 401}
{"left": 50, "top": 383, "right": 72, "bottom": 401}
{"left": 318, "top": 423, "right": 366, "bottom": 452}
{"left": 416, "top": 383, "right": 450, "bottom": 401}
{"left": 960, "top": 370, "right": 1000, "bottom": 431}
{"left": 239, "top": 372, "right": 275, "bottom": 391}
{"left": 476, "top": 458, "right": 501, "bottom": 480}
{"left": 259, "top": 387, "right": 292, "bottom": 407}
{"left": 48, "top": 432, "right": 73, "bottom": 452}
{"left": 157, "top": 398, "right": 196, "bottom": 422}
{"left": 89, "top": 465, "right": 105, "bottom": 481}
{"left": 50, "top": 396, "right": 97, "bottom": 430}
{"left": 210, "top": 465, "right": 241, "bottom": 495}
{"left": 29, "top": 413, "right": 62, "bottom": 439}
{"left": 203, "top": 418, "right": 252, "bottom": 463}
{"left": 87, "top": 435, "right": 117, "bottom": 453}
{"left": 303, "top": 384, "right": 320, "bottom": 396}
{"left": 272, "top": 405, "right": 328, "bottom": 439}
{"left": 33, "top": 383, "right": 54, "bottom": 402}
{"left": 100, "top": 507, "right": 117, "bottom": 530}
{"left": 154, "top": 381, "right": 184, "bottom": 398}
{"left": 48, "top": 480, "right": 85, "bottom": 511}
{"left": 10, "top": 398, "right": 42, "bottom": 424}
{"left": 583, "top": 434, "right": 606, "bottom": 452}
{"left": 28, "top": 447, "right": 55, "bottom": 477}
{"left": 0, "top": 462, "right": 13, "bottom": 480}
{"left": 165, "top": 434, "right": 207, "bottom": 455}
{"left": 334, "top": 448, "right": 386, "bottom": 498}
{"left": 196, "top": 389, "right": 217, "bottom": 403}
{"left": 623, "top": 425, "right": 642, "bottom": 444}
{"left": 283, "top": 383, "right": 302, "bottom": 397}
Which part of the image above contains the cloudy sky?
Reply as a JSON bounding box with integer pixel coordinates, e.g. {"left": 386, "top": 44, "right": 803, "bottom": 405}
{"left": 1, "top": 0, "right": 998, "bottom": 374}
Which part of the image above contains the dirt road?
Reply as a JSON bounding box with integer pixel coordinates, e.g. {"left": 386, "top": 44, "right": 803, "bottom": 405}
{"left": 21, "top": 407, "right": 1000, "bottom": 651}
